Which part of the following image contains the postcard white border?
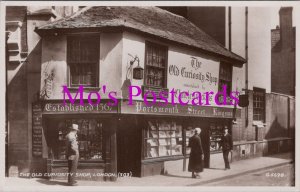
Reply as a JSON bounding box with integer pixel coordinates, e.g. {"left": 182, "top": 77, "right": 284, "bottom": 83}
{"left": 0, "top": 1, "right": 299, "bottom": 192}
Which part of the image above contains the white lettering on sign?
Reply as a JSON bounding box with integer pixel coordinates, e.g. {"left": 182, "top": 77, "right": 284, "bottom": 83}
{"left": 44, "top": 103, "right": 114, "bottom": 113}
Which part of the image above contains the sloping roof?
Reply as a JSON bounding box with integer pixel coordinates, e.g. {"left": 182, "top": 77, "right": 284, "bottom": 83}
{"left": 36, "top": 6, "right": 246, "bottom": 65}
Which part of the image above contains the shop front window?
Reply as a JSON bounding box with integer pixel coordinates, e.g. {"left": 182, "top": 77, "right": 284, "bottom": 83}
{"left": 144, "top": 120, "right": 182, "bottom": 158}
{"left": 55, "top": 118, "right": 103, "bottom": 160}
{"left": 209, "top": 123, "right": 225, "bottom": 152}
{"left": 185, "top": 120, "right": 231, "bottom": 154}
{"left": 185, "top": 126, "right": 194, "bottom": 155}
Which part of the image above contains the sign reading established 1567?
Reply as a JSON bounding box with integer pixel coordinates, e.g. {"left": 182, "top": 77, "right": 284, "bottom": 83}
{"left": 42, "top": 101, "right": 119, "bottom": 114}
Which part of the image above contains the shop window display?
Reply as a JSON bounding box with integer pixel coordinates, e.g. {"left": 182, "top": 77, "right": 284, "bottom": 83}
{"left": 185, "top": 121, "right": 230, "bottom": 154}
{"left": 209, "top": 123, "right": 224, "bottom": 152}
{"left": 55, "top": 119, "right": 103, "bottom": 160}
{"left": 144, "top": 120, "right": 183, "bottom": 158}
{"left": 185, "top": 126, "right": 194, "bottom": 155}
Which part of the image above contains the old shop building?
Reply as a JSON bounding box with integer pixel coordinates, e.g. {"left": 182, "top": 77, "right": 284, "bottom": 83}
{"left": 34, "top": 6, "right": 245, "bottom": 179}
{"left": 6, "top": 6, "right": 294, "bottom": 180}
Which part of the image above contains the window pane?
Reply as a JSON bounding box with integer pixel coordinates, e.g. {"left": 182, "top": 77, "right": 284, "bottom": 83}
{"left": 68, "top": 35, "right": 99, "bottom": 87}
{"left": 145, "top": 43, "right": 167, "bottom": 88}
{"left": 70, "top": 64, "right": 80, "bottom": 85}
{"left": 145, "top": 120, "right": 182, "bottom": 158}
{"left": 253, "top": 88, "right": 265, "bottom": 121}
{"left": 55, "top": 119, "right": 103, "bottom": 160}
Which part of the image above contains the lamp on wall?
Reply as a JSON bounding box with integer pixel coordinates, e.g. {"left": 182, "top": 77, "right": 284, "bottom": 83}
{"left": 129, "top": 54, "right": 144, "bottom": 80}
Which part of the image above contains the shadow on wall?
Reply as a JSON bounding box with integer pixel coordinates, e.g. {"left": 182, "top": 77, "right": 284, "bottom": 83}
{"left": 265, "top": 117, "right": 288, "bottom": 139}
{"left": 7, "top": 41, "right": 42, "bottom": 174}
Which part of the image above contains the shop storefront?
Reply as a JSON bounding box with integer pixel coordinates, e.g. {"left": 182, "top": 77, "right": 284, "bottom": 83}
{"left": 32, "top": 99, "right": 240, "bottom": 178}
{"left": 30, "top": 6, "right": 246, "bottom": 180}
{"left": 32, "top": 100, "right": 119, "bottom": 181}
{"left": 118, "top": 101, "right": 240, "bottom": 177}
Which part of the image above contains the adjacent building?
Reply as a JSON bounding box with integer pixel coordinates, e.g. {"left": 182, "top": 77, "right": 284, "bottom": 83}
{"left": 164, "top": 5, "right": 295, "bottom": 159}
{"left": 271, "top": 7, "right": 295, "bottom": 96}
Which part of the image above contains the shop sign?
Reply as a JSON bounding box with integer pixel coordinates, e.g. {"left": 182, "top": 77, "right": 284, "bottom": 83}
{"left": 42, "top": 100, "right": 118, "bottom": 114}
{"left": 32, "top": 103, "right": 43, "bottom": 157}
{"left": 121, "top": 101, "right": 241, "bottom": 118}
{"left": 168, "top": 50, "right": 220, "bottom": 106}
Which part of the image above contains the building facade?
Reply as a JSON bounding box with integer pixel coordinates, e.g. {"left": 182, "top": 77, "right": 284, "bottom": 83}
{"left": 165, "top": 5, "right": 295, "bottom": 162}
{"left": 271, "top": 7, "right": 296, "bottom": 96}
{"left": 6, "top": 6, "right": 295, "bottom": 179}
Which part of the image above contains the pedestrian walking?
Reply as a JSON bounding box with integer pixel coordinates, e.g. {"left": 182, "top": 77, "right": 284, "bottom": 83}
{"left": 220, "top": 127, "right": 233, "bottom": 170}
{"left": 188, "top": 127, "right": 204, "bottom": 178}
{"left": 65, "top": 123, "right": 79, "bottom": 186}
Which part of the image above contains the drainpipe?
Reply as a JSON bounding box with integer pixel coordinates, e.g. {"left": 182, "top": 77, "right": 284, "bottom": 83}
{"left": 229, "top": 6, "right": 232, "bottom": 51}
{"left": 245, "top": 7, "right": 249, "bottom": 127}
{"left": 5, "top": 29, "right": 9, "bottom": 177}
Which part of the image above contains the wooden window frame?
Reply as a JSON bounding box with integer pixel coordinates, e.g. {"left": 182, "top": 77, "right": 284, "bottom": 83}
{"left": 67, "top": 34, "right": 100, "bottom": 88}
{"left": 218, "top": 62, "right": 233, "bottom": 96}
{"left": 253, "top": 87, "right": 266, "bottom": 122}
{"left": 144, "top": 41, "right": 168, "bottom": 89}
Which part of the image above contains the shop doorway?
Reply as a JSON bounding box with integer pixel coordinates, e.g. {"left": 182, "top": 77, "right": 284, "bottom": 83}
{"left": 44, "top": 116, "right": 105, "bottom": 161}
{"left": 43, "top": 115, "right": 109, "bottom": 180}
{"left": 117, "top": 116, "right": 142, "bottom": 177}
{"left": 186, "top": 119, "right": 210, "bottom": 168}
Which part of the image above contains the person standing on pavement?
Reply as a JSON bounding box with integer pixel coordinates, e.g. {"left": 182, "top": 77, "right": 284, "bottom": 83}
{"left": 220, "top": 127, "right": 233, "bottom": 170}
{"left": 65, "top": 123, "right": 79, "bottom": 186}
{"left": 188, "top": 127, "right": 204, "bottom": 178}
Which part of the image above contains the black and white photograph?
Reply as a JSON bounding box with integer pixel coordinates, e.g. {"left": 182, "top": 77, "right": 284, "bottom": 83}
{"left": 0, "top": 1, "right": 299, "bottom": 192}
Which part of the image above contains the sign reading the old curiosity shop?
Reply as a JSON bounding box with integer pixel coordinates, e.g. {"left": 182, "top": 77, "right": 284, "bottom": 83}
{"left": 167, "top": 51, "right": 220, "bottom": 106}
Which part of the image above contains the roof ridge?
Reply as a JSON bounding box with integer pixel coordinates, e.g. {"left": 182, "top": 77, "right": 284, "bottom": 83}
{"left": 37, "top": 6, "right": 93, "bottom": 29}
{"left": 153, "top": 6, "right": 186, "bottom": 19}
{"left": 67, "top": 6, "right": 92, "bottom": 19}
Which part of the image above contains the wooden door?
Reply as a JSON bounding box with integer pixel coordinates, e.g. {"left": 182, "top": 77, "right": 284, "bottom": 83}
{"left": 117, "top": 116, "right": 141, "bottom": 177}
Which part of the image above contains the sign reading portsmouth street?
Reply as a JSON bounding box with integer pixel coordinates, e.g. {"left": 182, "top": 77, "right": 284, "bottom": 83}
{"left": 121, "top": 101, "right": 241, "bottom": 118}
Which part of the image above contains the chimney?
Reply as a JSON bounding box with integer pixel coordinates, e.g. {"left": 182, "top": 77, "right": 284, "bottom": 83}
{"left": 279, "top": 7, "right": 293, "bottom": 49}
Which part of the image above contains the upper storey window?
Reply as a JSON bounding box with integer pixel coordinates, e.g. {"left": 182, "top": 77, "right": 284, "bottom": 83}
{"left": 67, "top": 35, "right": 99, "bottom": 87}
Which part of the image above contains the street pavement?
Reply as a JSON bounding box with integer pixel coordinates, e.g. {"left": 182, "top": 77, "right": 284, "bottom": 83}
{"left": 3, "top": 152, "right": 294, "bottom": 188}
{"left": 204, "top": 163, "right": 295, "bottom": 186}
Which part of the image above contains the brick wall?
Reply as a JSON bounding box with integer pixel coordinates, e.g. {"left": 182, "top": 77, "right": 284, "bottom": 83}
{"left": 231, "top": 90, "right": 294, "bottom": 160}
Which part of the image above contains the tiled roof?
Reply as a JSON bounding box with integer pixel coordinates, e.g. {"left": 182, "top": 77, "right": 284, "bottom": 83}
{"left": 36, "top": 6, "right": 246, "bottom": 65}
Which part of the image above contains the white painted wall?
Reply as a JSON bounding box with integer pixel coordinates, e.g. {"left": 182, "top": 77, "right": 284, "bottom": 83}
{"left": 122, "top": 32, "right": 146, "bottom": 100}
{"left": 41, "top": 35, "right": 67, "bottom": 99}
{"left": 100, "top": 32, "right": 123, "bottom": 99}
{"left": 41, "top": 32, "right": 123, "bottom": 100}
{"left": 122, "top": 31, "right": 239, "bottom": 107}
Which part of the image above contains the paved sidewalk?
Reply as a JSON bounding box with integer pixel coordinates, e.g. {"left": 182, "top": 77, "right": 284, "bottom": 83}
{"left": 4, "top": 152, "right": 293, "bottom": 188}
